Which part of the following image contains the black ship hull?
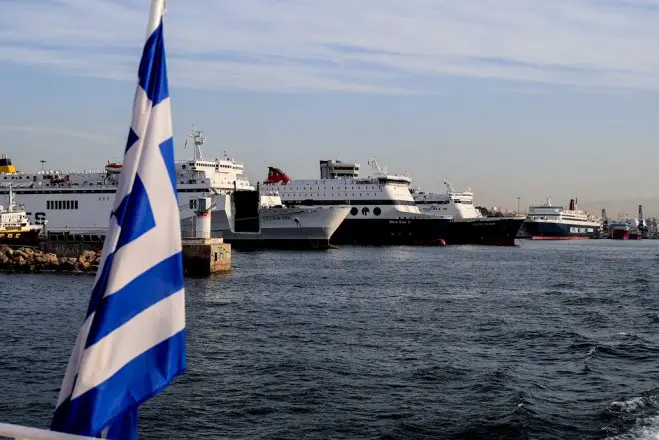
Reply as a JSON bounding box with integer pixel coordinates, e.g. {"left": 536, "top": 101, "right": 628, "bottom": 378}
{"left": 330, "top": 218, "right": 451, "bottom": 246}
{"left": 222, "top": 237, "right": 332, "bottom": 250}
{"left": 523, "top": 221, "right": 601, "bottom": 240}
{"left": 0, "top": 228, "right": 42, "bottom": 247}
{"left": 444, "top": 217, "right": 525, "bottom": 246}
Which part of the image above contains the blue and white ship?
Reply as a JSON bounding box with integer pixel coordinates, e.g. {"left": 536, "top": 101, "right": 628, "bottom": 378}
{"left": 523, "top": 198, "right": 601, "bottom": 240}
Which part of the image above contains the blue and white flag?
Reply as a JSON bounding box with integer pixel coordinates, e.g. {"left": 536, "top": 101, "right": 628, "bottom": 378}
{"left": 51, "top": 1, "right": 185, "bottom": 438}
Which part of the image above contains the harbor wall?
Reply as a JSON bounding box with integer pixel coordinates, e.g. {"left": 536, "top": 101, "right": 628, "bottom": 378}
{"left": 182, "top": 238, "right": 231, "bottom": 277}
{"left": 40, "top": 241, "right": 102, "bottom": 258}
{"left": 1, "top": 237, "right": 232, "bottom": 277}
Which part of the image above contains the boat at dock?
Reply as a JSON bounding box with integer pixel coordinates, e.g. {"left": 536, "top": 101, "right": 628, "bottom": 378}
{"left": 608, "top": 222, "right": 631, "bottom": 240}
{"left": 0, "top": 186, "right": 44, "bottom": 246}
{"left": 412, "top": 181, "right": 525, "bottom": 246}
{"left": 0, "top": 129, "right": 349, "bottom": 249}
{"left": 523, "top": 198, "right": 601, "bottom": 240}
{"left": 262, "top": 160, "right": 452, "bottom": 246}
{"left": 182, "top": 191, "right": 350, "bottom": 250}
{"left": 0, "top": 128, "right": 253, "bottom": 236}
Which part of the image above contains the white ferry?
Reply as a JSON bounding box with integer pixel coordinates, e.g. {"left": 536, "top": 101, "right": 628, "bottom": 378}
{"left": 412, "top": 181, "right": 525, "bottom": 246}
{"left": 523, "top": 198, "right": 601, "bottom": 240}
{"left": 203, "top": 191, "right": 350, "bottom": 249}
{"left": 0, "top": 129, "right": 347, "bottom": 249}
{"left": 262, "top": 159, "right": 451, "bottom": 245}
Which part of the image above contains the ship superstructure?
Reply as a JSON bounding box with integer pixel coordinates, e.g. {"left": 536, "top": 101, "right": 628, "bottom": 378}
{"left": 262, "top": 159, "right": 451, "bottom": 245}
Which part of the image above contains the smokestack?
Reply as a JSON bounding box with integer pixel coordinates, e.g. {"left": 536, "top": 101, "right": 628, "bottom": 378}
{"left": 569, "top": 199, "right": 575, "bottom": 211}
{"left": 638, "top": 205, "right": 644, "bottom": 222}
{"left": 601, "top": 209, "right": 607, "bottom": 220}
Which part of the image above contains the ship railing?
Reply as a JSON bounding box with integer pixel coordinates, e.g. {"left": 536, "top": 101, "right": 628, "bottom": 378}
{"left": 46, "top": 227, "right": 107, "bottom": 234}
{"left": 0, "top": 423, "right": 99, "bottom": 440}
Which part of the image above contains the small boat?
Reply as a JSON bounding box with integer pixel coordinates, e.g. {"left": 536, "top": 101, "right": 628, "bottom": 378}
{"left": 0, "top": 186, "right": 44, "bottom": 246}
{"left": 105, "top": 162, "right": 122, "bottom": 174}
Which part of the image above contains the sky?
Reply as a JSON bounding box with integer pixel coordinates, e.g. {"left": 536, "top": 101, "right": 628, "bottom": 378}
{"left": 0, "top": 0, "right": 658, "bottom": 215}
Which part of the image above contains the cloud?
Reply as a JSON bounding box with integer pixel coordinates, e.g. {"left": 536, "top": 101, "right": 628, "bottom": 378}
{"left": 0, "top": 125, "right": 119, "bottom": 146}
{"left": 1, "top": 0, "right": 659, "bottom": 93}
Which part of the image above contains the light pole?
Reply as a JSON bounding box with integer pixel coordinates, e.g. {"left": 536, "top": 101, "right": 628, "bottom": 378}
{"left": 517, "top": 197, "right": 521, "bottom": 214}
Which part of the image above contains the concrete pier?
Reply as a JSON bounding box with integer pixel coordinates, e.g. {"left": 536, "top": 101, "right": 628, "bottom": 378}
{"left": 181, "top": 237, "right": 231, "bottom": 277}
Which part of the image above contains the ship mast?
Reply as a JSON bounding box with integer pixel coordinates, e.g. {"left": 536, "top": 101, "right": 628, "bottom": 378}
{"left": 185, "top": 125, "right": 206, "bottom": 161}
{"left": 444, "top": 179, "right": 455, "bottom": 194}
{"left": 368, "top": 158, "right": 387, "bottom": 176}
{"left": 7, "top": 184, "right": 15, "bottom": 213}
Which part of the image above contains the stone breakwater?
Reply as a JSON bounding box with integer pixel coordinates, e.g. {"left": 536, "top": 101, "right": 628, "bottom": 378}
{"left": 0, "top": 246, "right": 100, "bottom": 273}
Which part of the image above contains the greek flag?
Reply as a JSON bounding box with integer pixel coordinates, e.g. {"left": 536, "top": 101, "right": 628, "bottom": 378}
{"left": 51, "top": 1, "right": 185, "bottom": 438}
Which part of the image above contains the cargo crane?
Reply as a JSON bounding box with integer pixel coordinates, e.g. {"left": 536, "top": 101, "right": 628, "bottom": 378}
{"left": 638, "top": 205, "right": 648, "bottom": 238}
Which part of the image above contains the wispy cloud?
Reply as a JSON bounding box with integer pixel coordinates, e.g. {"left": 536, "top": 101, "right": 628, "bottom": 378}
{"left": 0, "top": 125, "right": 119, "bottom": 146}
{"left": 1, "top": 0, "right": 659, "bottom": 93}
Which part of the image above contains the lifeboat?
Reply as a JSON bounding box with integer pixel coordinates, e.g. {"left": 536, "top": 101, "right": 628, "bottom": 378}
{"left": 105, "top": 162, "right": 122, "bottom": 174}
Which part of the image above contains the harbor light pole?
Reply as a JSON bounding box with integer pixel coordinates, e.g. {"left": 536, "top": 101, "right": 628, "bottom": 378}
{"left": 517, "top": 197, "right": 520, "bottom": 214}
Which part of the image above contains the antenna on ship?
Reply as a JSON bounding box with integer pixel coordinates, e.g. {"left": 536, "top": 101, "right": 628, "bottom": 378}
{"left": 368, "top": 158, "right": 387, "bottom": 176}
{"left": 184, "top": 124, "right": 206, "bottom": 161}
{"left": 444, "top": 178, "right": 454, "bottom": 194}
{"left": 7, "top": 184, "right": 15, "bottom": 213}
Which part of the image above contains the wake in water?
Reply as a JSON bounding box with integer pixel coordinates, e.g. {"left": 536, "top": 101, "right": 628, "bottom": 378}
{"left": 603, "top": 393, "right": 659, "bottom": 439}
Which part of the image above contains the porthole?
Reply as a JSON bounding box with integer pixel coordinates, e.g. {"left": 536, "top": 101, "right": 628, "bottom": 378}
{"left": 350, "top": 207, "right": 358, "bottom": 216}
{"left": 373, "top": 207, "right": 381, "bottom": 216}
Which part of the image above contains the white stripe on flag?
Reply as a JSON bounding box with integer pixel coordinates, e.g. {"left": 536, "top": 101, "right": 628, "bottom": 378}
{"left": 56, "top": 314, "right": 95, "bottom": 406}
{"left": 71, "top": 289, "right": 185, "bottom": 400}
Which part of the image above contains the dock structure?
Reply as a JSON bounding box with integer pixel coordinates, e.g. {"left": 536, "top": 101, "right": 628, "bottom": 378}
{"left": 181, "top": 196, "right": 231, "bottom": 277}
{"left": 181, "top": 237, "right": 231, "bottom": 277}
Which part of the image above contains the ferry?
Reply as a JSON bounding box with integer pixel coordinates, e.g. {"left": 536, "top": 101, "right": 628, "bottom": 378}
{"left": 0, "top": 186, "right": 44, "bottom": 246}
{"left": 262, "top": 160, "right": 451, "bottom": 246}
{"left": 523, "top": 198, "right": 601, "bottom": 240}
{"left": 199, "top": 191, "right": 350, "bottom": 249}
{"left": 412, "top": 181, "right": 525, "bottom": 246}
{"left": 0, "top": 129, "right": 347, "bottom": 248}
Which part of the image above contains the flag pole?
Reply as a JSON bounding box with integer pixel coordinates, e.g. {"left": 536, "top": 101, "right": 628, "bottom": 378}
{"left": 146, "top": 0, "right": 166, "bottom": 37}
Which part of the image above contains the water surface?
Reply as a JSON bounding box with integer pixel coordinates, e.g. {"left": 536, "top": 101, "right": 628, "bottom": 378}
{"left": 1, "top": 240, "right": 657, "bottom": 439}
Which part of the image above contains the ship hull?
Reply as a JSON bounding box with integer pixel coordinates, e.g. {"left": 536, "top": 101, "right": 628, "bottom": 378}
{"left": 182, "top": 206, "right": 349, "bottom": 250}
{"left": 330, "top": 217, "right": 451, "bottom": 246}
{"left": 444, "top": 217, "right": 525, "bottom": 246}
{"left": 609, "top": 229, "right": 631, "bottom": 240}
{"left": 0, "top": 228, "right": 41, "bottom": 246}
{"left": 523, "top": 220, "right": 600, "bottom": 240}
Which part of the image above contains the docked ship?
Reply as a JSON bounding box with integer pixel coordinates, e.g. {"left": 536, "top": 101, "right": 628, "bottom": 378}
{"left": 608, "top": 222, "right": 631, "bottom": 240}
{"left": 182, "top": 191, "right": 350, "bottom": 249}
{"left": 0, "top": 129, "right": 347, "bottom": 249}
{"left": 607, "top": 206, "right": 646, "bottom": 240}
{"left": 0, "top": 186, "right": 44, "bottom": 246}
{"left": 412, "top": 182, "right": 525, "bottom": 246}
{"left": 523, "top": 198, "right": 601, "bottom": 239}
{"left": 262, "top": 159, "right": 451, "bottom": 246}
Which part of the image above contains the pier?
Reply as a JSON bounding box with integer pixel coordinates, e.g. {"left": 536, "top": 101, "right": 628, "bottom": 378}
{"left": 182, "top": 237, "right": 231, "bottom": 277}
